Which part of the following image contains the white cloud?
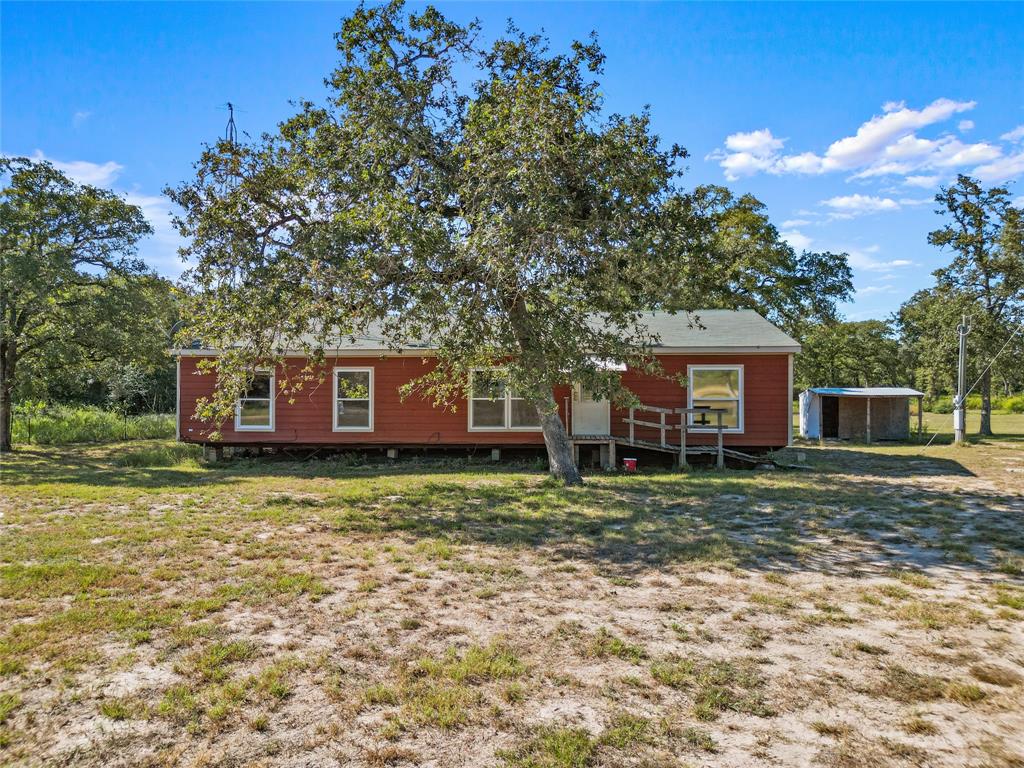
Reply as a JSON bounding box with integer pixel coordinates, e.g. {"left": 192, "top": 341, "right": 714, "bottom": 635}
{"left": 23, "top": 151, "right": 184, "bottom": 276}
{"left": 123, "top": 191, "right": 185, "bottom": 276}
{"left": 709, "top": 98, "right": 1023, "bottom": 185}
{"left": 857, "top": 285, "right": 899, "bottom": 296}
{"left": 781, "top": 230, "right": 812, "bottom": 251}
{"left": 903, "top": 174, "right": 940, "bottom": 188}
{"left": 72, "top": 110, "right": 92, "bottom": 128}
{"left": 845, "top": 246, "right": 913, "bottom": 272}
{"left": 973, "top": 151, "right": 1024, "bottom": 183}
{"left": 824, "top": 98, "right": 975, "bottom": 171}
{"left": 724, "top": 128, "right": 783, "bottom": 155}
{"left": 30, "top": 150, "right": 122, "bottom": 186}
{"left": 821, "top": 194, "right": 900, "bottom": 215}
{"left": 780, "top": 219, "right": 812, "bottom": 228}
{"left": 1001, "top": 125, "right": 1024, "bottom": 143}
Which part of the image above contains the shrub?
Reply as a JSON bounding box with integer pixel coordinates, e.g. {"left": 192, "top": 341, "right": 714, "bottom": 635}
{"left": 1002, "top": 395, "right": 1024, "bottom": 413}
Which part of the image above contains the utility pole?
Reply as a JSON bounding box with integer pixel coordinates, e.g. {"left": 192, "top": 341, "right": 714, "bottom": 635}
{"left": 953, "top": 314, "right": 969, "bottom": 444}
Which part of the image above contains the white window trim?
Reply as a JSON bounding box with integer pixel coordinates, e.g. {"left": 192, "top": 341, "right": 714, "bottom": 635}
{"left": 333, "top": 366, "right": 374, "bottom": 432}
{"left": 235, "top": 370, "right": 275, "bottom": 432}
{"left": 467, "top": 368, "right": 543, "bottom": 432}
{"left": 687, "top": 364, "right": 744, "bottom": 434}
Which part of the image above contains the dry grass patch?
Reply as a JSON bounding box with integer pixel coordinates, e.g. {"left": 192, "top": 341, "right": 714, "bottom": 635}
{"left": 3, "top": 439, "right": 1023, "bottom": 766}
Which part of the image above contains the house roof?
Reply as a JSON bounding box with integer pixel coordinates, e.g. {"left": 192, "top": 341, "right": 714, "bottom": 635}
{"left": 175, "top": 309, "right": 801, "bottom": 355}
{"left": 806, "top": 387, "right": 924, "bottom": 398}
{"left": 632, "top": 310, "right": 800, "bottom": 352}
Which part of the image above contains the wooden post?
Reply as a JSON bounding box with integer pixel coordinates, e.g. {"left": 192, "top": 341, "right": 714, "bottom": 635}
{"left": 608, "top": 440, "right": 616, "bottom": 470}
{"left": 917, "top": 395, "right": 923, "bottom": 440}
{"left": 716, "top": 412, "right": 724, "bottom": 469}
{"left": 629, "top": 407, "right": 635, "bottom": 445}
{"left": 866, "top": 397, "right": 872, "bottom": 445}
{"left": 678, "top": 412, "right": 687, "bottom": 469}
{"left": 564, "top": 396, "right": 571, "bottom": 436}
{"left": 659, "top": 411, "right": 667, "bottom": 447}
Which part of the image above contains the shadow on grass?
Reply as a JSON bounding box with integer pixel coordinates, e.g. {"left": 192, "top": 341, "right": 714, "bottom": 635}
{"left": 4, "top": 442, "right": 1020, "bottom": 580}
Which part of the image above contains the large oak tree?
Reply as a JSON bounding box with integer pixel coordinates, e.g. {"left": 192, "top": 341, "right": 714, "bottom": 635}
{"left": 170, "top": 2, "right": 711, "bottom": 483}
{"left": 0, "top": 157, "right": 162, "bottom": 451}
{"left": 926, "top": 175, "right": 1024, "bottom": 435}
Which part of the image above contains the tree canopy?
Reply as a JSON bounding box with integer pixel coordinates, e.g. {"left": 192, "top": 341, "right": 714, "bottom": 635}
{"left": 169, "top": 2, "right": 724, "bottom": 482}
{"left": 904, "top": 175, "right": 1024, "bottom": 434}
{"left": 669, "top": 185, "right": 853, "bottom": 336}
{"left": 0, "top": 157, "right": 171, "bottom": 450}
{"left": 795, "top": 319, "right": 907, "bottom": 391}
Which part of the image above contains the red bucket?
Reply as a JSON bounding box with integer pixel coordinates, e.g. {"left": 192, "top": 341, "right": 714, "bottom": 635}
{"left": 623, "top": 458, "right": 638, "bottom": 472}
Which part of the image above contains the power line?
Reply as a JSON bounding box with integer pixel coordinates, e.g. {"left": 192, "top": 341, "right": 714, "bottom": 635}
{"left": 963, "top": 320, "right": 1024, "bottom": 400}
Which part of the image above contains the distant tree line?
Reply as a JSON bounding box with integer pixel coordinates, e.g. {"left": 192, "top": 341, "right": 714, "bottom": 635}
{"left": 795, "top": 175, "right": 1023, "bottom": 435}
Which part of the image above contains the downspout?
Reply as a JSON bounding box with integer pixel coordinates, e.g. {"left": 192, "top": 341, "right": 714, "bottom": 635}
{"left": 175, "top": 356, "right": 181, "bottom": 442}
{"left": 787, "top": 353, "right": 794, "bottom": 446}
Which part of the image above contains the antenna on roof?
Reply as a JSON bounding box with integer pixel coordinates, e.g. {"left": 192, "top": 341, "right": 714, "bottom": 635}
{"left": 225, "top": 102, "right": 238, "bottom": 146}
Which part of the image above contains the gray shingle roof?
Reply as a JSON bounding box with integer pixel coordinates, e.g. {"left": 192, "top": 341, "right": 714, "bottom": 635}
{"left": 633, "top": 310, "right": 800, "bottom": 351}
{"left": 177, "top": 309, "right": 800, "bottom": 354}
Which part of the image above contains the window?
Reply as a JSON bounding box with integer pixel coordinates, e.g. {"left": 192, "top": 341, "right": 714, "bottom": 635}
{"left": 688, "top": 365, "right": 743, "bottom": 432}
{"left": 469, "top": 370, "right": 542, "bottom": 430}
{"left": 334, "top": 368, "right": 373, "bottom": 431}
{"left": 235, "top": 371, "right": 274, "bottom": 431}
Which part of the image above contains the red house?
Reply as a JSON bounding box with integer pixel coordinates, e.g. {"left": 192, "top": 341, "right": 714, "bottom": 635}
{"left": 174, "top": 310, "right": 800, "bottom": 464}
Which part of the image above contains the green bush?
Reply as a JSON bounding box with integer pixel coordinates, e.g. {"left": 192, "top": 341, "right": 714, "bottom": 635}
{"left": 11, "top": 405, "right": 175, "bottom": 445}
{"left": 925, "top": 393, "right": 1023, "bottom": 414}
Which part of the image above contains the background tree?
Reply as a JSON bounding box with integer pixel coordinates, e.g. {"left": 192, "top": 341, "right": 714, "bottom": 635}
{"left": 669, "top": 186, "right": 853, "bottom": 336}
{"left": 794, "top": 319, "right": 907, "bottom": 391}
{"left": 926, "top": 175, "right": 1024, "bottom": 435}
{"left": 0, "top": 157, "right": 161, "bottom": 451}
{"left": 106, "top": 363, "right": 149, "bottom": 440}
{"left": 170, "top": 2, "right": 709, "bottom": 484}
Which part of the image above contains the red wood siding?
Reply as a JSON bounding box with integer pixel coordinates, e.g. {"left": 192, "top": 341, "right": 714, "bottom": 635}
{"left": 178, "top": 353, "right": 791, "bottom": 448}
{"left": 610, "top": 355, "right": 790, "bottom": 448}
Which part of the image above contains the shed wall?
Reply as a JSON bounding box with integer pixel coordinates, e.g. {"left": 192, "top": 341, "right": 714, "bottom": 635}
{"left": 837, "top": 397, "right": 909, "bottom": 440}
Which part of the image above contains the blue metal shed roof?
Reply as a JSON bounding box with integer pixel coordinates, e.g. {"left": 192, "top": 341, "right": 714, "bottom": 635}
{"left": 807, "top": 387, "right": 924, "bottom": 397}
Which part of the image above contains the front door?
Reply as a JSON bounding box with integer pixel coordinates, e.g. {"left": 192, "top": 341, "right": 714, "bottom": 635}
{"left": 572, "top": 385, "right": 610, "bottom": 436}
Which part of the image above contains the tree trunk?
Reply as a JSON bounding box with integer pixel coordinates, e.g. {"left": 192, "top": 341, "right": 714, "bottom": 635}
{"left": 979, "top": 368, "right": 993, "bottom": 436}
{"left": 0, "top": 386, "right": 11, "bottom": 453}
{"left": 537, "top": 391, "right": 582, "bottom": 485}
{"left": 0, "top": 341, "right": 14, "bottom": 453}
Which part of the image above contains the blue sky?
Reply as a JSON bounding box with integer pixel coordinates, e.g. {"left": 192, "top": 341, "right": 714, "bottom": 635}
{"left": 3, "top": 2, "right": 1023, "bottom": 321}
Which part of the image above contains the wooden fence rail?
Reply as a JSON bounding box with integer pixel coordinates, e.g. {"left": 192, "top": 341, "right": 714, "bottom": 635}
{"left": 622, "top": 404, "right": 727, "bottom": 469}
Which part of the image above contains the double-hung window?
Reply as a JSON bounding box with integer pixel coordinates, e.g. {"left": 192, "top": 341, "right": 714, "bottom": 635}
{"left": 688, "top": 365, "right": 743, "bottom": 432}
{"left": 235, "top": 371, "right": 275, "bottom": 431}
{"left": 469, "top": 370, "right": 542, "bottom": 430}
{"left": 334, "top": 368, "right": 373, "bottom": 431}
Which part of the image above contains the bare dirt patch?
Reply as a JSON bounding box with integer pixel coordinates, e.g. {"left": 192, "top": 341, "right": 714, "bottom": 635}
{"left": 1, "top": 439, "right": 1022, "bottom": 767}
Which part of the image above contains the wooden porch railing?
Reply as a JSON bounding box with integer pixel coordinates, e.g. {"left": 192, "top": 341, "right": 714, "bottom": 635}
{"left": 623, "top": 404, "right": 728, "bottom": 468}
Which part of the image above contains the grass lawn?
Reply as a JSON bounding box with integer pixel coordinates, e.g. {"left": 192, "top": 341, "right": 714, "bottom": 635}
{"left": 1, "top": 436, "right": 1022, "bottom": 767}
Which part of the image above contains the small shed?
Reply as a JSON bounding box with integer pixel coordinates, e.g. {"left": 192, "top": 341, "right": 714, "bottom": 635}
{"left": 799, "top": 387, "right": 924, "bottom": 443}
